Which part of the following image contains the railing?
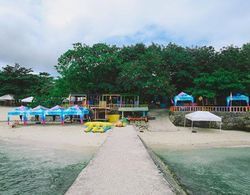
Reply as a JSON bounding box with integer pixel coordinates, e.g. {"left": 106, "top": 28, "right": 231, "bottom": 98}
{"left": 89, "top": 104, "right": 148, "bottom": 109}
{"left": 170, "top": 106, "right": 250, "bottom": 112}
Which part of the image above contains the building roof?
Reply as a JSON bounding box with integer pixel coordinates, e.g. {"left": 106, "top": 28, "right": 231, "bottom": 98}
{"left": 0, "top": 94, "right": 14, "bottom": 101}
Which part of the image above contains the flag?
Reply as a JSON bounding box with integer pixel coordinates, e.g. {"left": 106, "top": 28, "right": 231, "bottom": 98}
{"left": 230, "top": 92, "right": 233, "bottom": 106}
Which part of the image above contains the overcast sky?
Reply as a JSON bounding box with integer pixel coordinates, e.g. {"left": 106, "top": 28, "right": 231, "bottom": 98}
{"left": 0, "top": 0, "right": 250, "bottom": 74}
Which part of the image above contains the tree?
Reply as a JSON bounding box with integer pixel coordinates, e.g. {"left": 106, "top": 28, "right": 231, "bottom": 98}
{"left": 55, "top": 43, "right": 121, "bottom": 95}
{"left": 191, "top": 68, "right": 247, "bottom": 105}
{"left": 118, "top": 43, "right": 174, "bottom": 101}
{"left": 0, "top": 63, "right": 35, "bottom": 98}
{"left": 0, "top": 63, "right": 55, "bottom": 106}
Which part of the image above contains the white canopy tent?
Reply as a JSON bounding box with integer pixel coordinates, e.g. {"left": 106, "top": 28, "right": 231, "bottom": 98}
{"left": 184, "top": 111, "right": 222, "bottom": 130}
{"left": 21, "top": 96, "right": 34, "bottom": 103}
{"left": 0, "top": 94, "right": 14, "bottom": 101}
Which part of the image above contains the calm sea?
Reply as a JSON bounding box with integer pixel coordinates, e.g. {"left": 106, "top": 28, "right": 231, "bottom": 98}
{"left": 155, "top": 147, "right": 250, "bottom": 195}
{"left": 0, "top": 140, "right": 93, "bottom": 195}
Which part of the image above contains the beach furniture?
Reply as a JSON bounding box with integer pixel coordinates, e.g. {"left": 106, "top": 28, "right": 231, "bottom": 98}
{"left": 173, "top": 92, "right": 194, "bottom": 106}
{"left": 226, "top": 93, "right": 249, "bottom": 106}
{"left": 184, "top": 111, "right": 222, "bottom": 130}
{"left": 8, "top": 105, "right": 30, "bottom": 125}
{"left": 45, "top": 105, "right": 64, "bottom": 124}
{"left": 63, "top": 105, "right": 89, "bottom": 124}
{"left": 29, "top": 105, "right": 48, "bottom": 125}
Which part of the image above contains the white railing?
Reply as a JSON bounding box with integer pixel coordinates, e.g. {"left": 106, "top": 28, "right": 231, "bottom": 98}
{"left": 170, "top": 106, "right": 250, "bottom": 112}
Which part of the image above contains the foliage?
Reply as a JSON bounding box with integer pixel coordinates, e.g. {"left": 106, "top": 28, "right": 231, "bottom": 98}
{"left": 1, "top": 42, "right": 250, "bottom": 106}
{"left": 0, "top": 63, "right": 54, "bottom": 105}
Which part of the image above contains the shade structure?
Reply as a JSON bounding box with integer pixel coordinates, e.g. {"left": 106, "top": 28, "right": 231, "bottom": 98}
{"left": 226, "top": 94, "right": 249, "bottom": 106}
{"left": 21, "top": 96, "right": 34, "bottom": 103}
{"left": 0, "top": 94, "right": 14, "bottom": 101}
{"left": 184, "top": 111, "right": 222, "bottom": 130}
{"left": 29, "top": 105, "right": 48, "bottom": 124}
{"left": 62, "top": 97, "right": 69, "bottom": 103}
{"left": 174, "top": 92, "right": 194, "bottom": 106}
{"left": 63, "top": 105, "right": 89, "bottom": 124}
{"left": 45, "top": 105, "right": 64, "bottom": 124}
{"left": 8, "top": 106, "right": 31, "bottom": 125}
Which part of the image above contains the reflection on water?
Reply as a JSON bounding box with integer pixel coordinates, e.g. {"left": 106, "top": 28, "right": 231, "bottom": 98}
{"left": 155, "top": 147, "right": 250, "bottom": 195}
{"left": 0, "top": 140, "right": 93, "bottom": 195}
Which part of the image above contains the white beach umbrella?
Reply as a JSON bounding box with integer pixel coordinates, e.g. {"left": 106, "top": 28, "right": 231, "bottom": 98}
{"left": 21, "top": 96, "right": 34, "bottom": 103}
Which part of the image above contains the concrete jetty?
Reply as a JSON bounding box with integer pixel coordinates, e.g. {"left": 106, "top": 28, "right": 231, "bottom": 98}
{"left": 66, "top": 126, "right": 173, "bottom": 195}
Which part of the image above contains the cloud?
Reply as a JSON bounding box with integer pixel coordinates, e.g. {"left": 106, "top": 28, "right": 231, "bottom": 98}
{"left": 0, "top": 0, "right": 250, "bottom": 74}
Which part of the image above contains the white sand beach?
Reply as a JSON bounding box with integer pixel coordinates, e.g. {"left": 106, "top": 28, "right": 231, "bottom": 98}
{"left": 140, "top": 127, "right": 250, "bottom": 150}
{"left": 0, "top": 123, "right": 108, "bottom": 149}
{"left": 140, "top": 110, "right": 250, "bottom": 150}
{"left": 0, "top": 106, "right": 108, "bottom": 151}
{"left": 0, "top": 106, "right": 15, "bottom": 121}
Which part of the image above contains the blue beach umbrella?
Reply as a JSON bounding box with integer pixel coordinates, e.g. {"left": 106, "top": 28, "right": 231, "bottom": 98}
{"left": 46, "top": 105, "right": 65, "bottom": 124}
{"left": 226, "top": 94, "right": 249, "bottom": 106}
{"left": 174, "top": 92, "right": 194, "bottom": 106}
{"left": 63, "top": 105, "right": 89, "bottom": 124}
{"left": 8, "top": 106, "right": 31, "bottom": 125}
{"left": 29, "top": 105, "right": 48, "bottom": 124}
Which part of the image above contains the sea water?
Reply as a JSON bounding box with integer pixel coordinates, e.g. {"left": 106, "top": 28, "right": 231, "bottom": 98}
{"left": 155, "top": 147, "right": 250, "bottom": 195}
{"left": 0, "top": 140, "right": 93, "bottom": 195}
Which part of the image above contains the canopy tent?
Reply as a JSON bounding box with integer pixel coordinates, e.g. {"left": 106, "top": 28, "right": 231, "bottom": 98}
{"left": 45, "top": 105, "right": 64, "bottom": 124}
{"left": 29, "top": 105, "right": 48, "bottom": 124}
{"left": 226, "top": 94, "right": 249, "bottom": 106}
{"left": 174, "top": 92, "right": 194, "bottom": 106}
{"left": 63, "top": 105, "right": 89, "bottom": 124}
{"left": 184, "top": 111, "right": 222, "bottom": 130}
{"left": 7, "top": 106, "right": 31, "bottom": 125}
{"left": 21, "top": 96, "right": 34, "bottom": 103}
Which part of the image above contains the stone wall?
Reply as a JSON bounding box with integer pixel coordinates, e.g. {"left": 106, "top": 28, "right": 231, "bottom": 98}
{"left": 169, "top": 111, "right": 250, "bottom": 131}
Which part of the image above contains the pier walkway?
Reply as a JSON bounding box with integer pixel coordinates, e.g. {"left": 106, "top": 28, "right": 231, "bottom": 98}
{"left": 66, "top": 126, "right": 173, "bottom": 195}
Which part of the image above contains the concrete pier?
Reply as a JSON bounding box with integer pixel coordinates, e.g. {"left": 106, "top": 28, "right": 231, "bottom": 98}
{"left": 66, "top": 126, "right": 173, "bottom": 195}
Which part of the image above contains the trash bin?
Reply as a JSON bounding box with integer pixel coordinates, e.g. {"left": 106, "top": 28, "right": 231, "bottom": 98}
{"left": 107, "top": 114, "right": 120, "bottom": 123}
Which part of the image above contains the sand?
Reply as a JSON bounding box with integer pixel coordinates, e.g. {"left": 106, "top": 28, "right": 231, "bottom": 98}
{"left": 0, "top": 106, "right": 107, "bottom": 150}
{"left": 0, "top": 106, "right": 15, "bottom": 121}
{"left": 140, "top": 110, "right": 250, "bottom": 150}
{"left": 0, "top": 123, "right": 108, "bottom": 150}
{"left": 148, "top": 109, "right": 179, "bottom": 132}
{"left": 140, "top": 127, "right": 250, "bottom": 150}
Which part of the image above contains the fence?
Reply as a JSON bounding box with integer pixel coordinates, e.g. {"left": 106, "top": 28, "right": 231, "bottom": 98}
{"left": 170, "top": 106, "right": 250, "bottom": 112}
{"left": 89, "top": 104, "right": 148, "bottom": 109}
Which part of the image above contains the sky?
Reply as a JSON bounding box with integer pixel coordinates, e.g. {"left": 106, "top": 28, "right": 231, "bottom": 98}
{"left": 0, "top": 0, "right": 250, "bottom": 75}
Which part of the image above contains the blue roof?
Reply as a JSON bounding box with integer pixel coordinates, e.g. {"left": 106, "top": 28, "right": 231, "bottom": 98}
{"left": 226, "top": 94, "right": 249, "bottom": 106}
{"left": 29, "top": 105, "right": 48, "bottom": 116}
{"left": 46, "top": 105, "right": 64, "bottom": 116}
{"left": 63, "top": 105, "right": 89, "bottom": 116}
{"left": 174, "top": 92, "right": 194, "bottom": 106}
{"left": 8, "top": 106, "right": 31, "bottom": 116}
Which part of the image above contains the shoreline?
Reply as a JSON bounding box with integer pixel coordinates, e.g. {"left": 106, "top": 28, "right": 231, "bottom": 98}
{"left": 139, "top": 126, "right": 250, "bottom": 152}
{"left": 0, "top": 122, "right": 108, "bottom": 148}
{"left": 138, "top": 127, "right": 250, "bottom": 195}
{"left": 138, "top": 111, "right": 250, "bottom": 194}
{"left": 138, "top": 135, "right": 187, "bottom": 195}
